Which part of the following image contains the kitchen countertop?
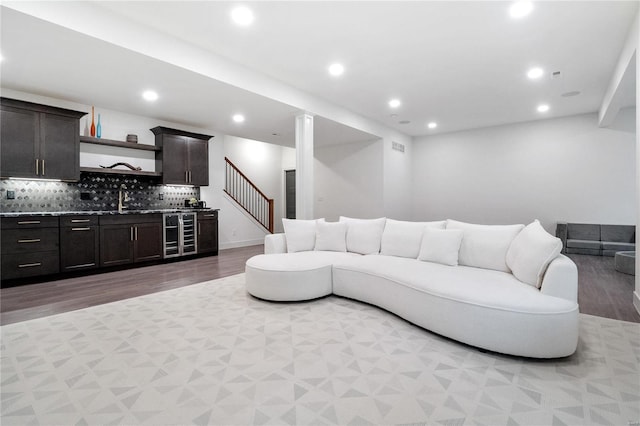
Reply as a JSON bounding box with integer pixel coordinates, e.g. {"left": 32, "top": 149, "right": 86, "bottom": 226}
{"left": 0, "top": 208, "right": 219, "bottom": 217}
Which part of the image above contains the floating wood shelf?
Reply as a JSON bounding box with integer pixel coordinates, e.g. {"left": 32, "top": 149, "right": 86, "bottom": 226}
{"left": 80, "top": 167, "right": 162, "bottom": 177}
{"left": 80, "top": 136, "right": 161, "bottom": 152}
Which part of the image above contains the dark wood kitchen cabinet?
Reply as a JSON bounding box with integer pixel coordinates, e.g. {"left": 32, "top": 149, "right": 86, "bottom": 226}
{"left": 197, "top": 210, "right": 219, "bottom": 255}
{"left": 151, "top": 126, "right": 213, "bottom": 186}
{"left": 1, "top": 216, "right": 60, "bottom": 280}
{"left": 60, "top": 216, "right": 100, "bottom": 272}
{"left": 99, "top": 214, "right": 162, "bottom": 267}
{"left": 0, "top": 98, "right": 86, "bottom": 181}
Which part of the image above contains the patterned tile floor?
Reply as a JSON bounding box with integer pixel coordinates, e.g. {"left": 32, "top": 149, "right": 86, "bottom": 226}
{"left": 1, "top": 274, "right": 639, "bottom": 425}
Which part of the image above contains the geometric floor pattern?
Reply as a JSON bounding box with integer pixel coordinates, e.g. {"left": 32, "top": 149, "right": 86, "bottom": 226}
{"left": 2, "top": 273, "right": 639, "bottom": 426}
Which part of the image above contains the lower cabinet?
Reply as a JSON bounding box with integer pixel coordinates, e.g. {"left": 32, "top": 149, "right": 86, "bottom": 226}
{"left": 99, "top": 214, "right": 162, "bottom": 267}
{"left": 197, "top": 211, "right": 219, "bottom": 255}
{"left": 60, "top": 216, "right": 100, "bottom": 272}
{"left": 1, "top": 216, "right": 60, "bottom": 280}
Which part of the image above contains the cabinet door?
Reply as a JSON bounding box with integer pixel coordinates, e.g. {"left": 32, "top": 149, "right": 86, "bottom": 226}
{"left": 40, "top": 113, "right": 79, "bottom": 181}
{"left": 134, "top": 222, "right": 163, "bottom": 262}
{"left": 162, "top": 134, "right": 188, "bottom": 184}
{"left": 60, "top": 226, "right": 99, "bottom": 271}
{"left": 197, "top": 217, "right": 218, "bottom": 254}
{"left": 100, "top": 225, "right": 134, "bottom": 267}
{"left": 0, "top": 105, "right": 39, "bottom": 179}
{"left": 187, "top": 138, "right": 209, "bottom": 186}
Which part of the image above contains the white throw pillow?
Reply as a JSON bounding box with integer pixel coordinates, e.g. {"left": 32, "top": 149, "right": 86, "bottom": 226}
{"left": 506, "top": 220, "right": 563, "bottom": 288}
{"left": 418, "top": 228, "right": 464, "bottom": 266}
{"left": 381, "top": 219, "right": 446, "bottom": 258}
{"left": 282, "top": 218, "right": 318, "bottom": 253}
{"left": 314, "top": 221, "right": 347, "bottom": 252}
{"left": 339, "top": 216, "right": 386, "bottom": 255}
{"left": 446, "top": 219, "right": 525, "bottom": 272}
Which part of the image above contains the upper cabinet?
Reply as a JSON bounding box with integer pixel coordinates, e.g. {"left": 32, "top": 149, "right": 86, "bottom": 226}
{"left": 1, "top": 98, "right": 86, "bottom": 181}
{"left": 151, "top": 126, "right": 213, "bottom": 186}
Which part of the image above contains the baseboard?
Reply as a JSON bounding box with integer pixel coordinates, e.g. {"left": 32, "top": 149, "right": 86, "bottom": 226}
{"left": 634, "top": 291, "right": 640, "bottom": 316}
{"left": 220, "top": 239, "right": 265, "bottom": 250}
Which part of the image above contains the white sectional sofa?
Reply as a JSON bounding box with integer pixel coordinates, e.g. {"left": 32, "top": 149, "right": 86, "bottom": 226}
{"left": 245, "top": 217, "right": 579, "bottom": 358}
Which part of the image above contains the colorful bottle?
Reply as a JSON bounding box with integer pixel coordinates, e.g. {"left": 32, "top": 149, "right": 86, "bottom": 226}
{"left": 97, "top": 114, "right": 102, "bottom": 138}
{"left": 90, "top": 106, "right": 96, "bottom": 137}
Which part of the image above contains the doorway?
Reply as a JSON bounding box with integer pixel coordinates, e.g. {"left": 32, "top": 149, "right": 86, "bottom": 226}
{"left": 285, "top": 169, "right": 296, "bottom": 219}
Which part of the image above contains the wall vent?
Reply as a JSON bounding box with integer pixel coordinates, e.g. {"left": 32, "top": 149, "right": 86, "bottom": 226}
{"left": 392, "top": 141, "right": 405, "bottom": 153}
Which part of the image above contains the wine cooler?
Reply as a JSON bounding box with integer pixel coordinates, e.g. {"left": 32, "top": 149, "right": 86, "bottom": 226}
{"left": 163, "top": 212, "right": 197, "bottom": 258}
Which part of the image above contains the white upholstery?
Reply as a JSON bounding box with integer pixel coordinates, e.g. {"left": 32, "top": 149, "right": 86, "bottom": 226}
{"left": 245, "top": 251, "right": 358, "bottom": 301}
{"left": 506, "top": 220, "right": 563, "bottom": 288}
{"left": 380, "top": 219, "right": 445, "bottom": 258}
{"left": 282, "top": 218, "right": 318, "bottom": 253}
{"left": 314, "top": 221, "right": 347, "bottom": 252}
{"left": 248, "top": 224, "right": 579, "bottom": 358}
{"left": 339, "top": 216, "right": 386, "bottom": 254}
{"left": 446, "top": 220, "right": 524, "bottom": 272}
{"left": 418, "top": 228, "right": 463, "bottom": 266}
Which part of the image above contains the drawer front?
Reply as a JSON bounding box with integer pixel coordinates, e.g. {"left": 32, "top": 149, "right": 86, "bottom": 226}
{"left": 1, "top": 216, "right": 59, "bottom": 229}
{"left": 1, "top": 251, "right": 60, "bottom": 280}
{"left": 198, "top": 211, "right": 218, "bottom": 221}
{"left": 1, "top": 228, "right": 59, "bottom": 254}
{"left": 99, "top": 214, "right": 162, "bottom": 226}
{"left": 60, "top": 216, "right": 99, "bottom": 227}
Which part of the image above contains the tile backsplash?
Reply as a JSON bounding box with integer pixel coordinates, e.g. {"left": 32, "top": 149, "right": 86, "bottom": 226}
{"left": 0, "top": 173, "right": 199, "bottom": 213}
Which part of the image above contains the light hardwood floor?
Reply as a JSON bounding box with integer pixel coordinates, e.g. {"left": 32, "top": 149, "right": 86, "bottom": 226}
{"left": 1, "top": 247, "right": 638, "bottom": 324}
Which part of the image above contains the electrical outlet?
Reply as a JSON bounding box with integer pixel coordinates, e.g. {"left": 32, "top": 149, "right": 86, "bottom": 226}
{"left": 232, "top": 229, "right": 237, "bottom": 236}
{"left": 159, "top": 193, "right": 164, "bottom": 200}
{"left": 6, "top": 190, "right": 15, "bottom": 200}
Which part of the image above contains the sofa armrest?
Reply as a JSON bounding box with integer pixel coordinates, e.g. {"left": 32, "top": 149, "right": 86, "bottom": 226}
{"left": 539, "top": 254, "right": 578, "bottom": 303}
{"left": 265, "top": 233, "right": 287, "bottom": 254}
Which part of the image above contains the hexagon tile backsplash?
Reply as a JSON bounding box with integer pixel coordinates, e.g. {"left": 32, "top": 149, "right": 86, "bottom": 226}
{"left": 0, "top": 173, "right": 200, "bottom": 213}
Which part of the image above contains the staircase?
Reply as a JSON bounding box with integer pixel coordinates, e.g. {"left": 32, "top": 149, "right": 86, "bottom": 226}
{"left": 224, "top": 157, "right": 274, "bottom": 233}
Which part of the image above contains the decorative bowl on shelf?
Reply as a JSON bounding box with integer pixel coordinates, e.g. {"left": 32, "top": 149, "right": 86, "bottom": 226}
{"left": 126, "top": 134, "right": 138, "bottom": 143}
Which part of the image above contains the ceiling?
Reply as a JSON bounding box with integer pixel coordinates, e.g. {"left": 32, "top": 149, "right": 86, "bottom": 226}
{"left": 1, "top": 1, "right": 637, "bottom": 145}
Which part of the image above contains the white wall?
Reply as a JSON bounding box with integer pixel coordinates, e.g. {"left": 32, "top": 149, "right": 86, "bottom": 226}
{"left": 384, "top": 138, "right": 413, "bottom": 220}
{"left": 412, "top": 110, "right": 636, "bottom": 233}
{"left": 314, "top": 139, "right": 384, "bottom": 221}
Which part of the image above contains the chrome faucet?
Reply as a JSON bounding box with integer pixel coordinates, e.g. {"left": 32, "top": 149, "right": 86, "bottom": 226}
{"left": 118, "top": 184, "right": 129, "bottom": 213}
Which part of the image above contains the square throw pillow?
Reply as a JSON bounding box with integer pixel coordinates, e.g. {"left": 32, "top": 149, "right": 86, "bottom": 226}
{"left": 418, "top": 228, "right": 464, "bottom": 266}
{"left": 315, "top": 220, "right": 347, "bottom": 252}
{"left": 339, "top": 216, "right": 386, "bottom": 255}
{"left": 506, "top": 220, "right": 563, "bottom": 288}
{"left": 282, "top": 218, "right": 318, "bottom": 253}
{"left": 381, "top": 219, "right": 446, "bottom": 258}
{"left": 446, "top": 219, "right": 525, "bottom": 272}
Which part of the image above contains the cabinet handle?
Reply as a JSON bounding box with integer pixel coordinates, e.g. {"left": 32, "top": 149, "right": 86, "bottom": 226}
{"left": 71, "top": 227, "right": 91, "bottom": 231}
{"left": 18, "top": 262, "right": 41, "bottom": 268}
{"left": 66, "top": 263, "right": 96, "bottom": 269}
{"left": 35, "top": 158, "right": 39, "bottom": 175}
{"left": 17, "top": 220, "right": 41, "bottom": 225}
{"left": 203, "top": 214, "right": 216, "bottom": 217}
{"left": 198, "top": 223, "right": 201, "bottom": 235}
{"left": 18, "top": 238, "right": 41, "bottom": 243}
{"left": 135, "top": 226, "right": 138, "bottom": 241}
{"left": 71, "top": 219, "right": 90, "bottom": 223}
{"left": 189, "top": 171, "right": 192, "bottom": 183}
{"left": 42, "top": 159, "right": 45, "bottom": 176}
{"left": 130, "top": 226, "right": 134, "bottom": 241}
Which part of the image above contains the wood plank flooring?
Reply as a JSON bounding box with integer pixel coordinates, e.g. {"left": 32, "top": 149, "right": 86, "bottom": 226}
{"left": 1, "top": 248, "right": 638, "bottom": 325}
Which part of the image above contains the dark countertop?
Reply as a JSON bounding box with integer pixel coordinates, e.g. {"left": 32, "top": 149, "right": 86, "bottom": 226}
{"left": 0, "top": 208, "right": 220, "bottom": 217}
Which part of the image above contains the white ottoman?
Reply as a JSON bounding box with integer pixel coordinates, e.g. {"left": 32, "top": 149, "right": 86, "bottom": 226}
{"left": 245, "top": 251, "right": 359, "bottom": 301}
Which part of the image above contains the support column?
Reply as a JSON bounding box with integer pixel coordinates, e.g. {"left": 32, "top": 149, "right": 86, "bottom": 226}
{"left": 295, "top": 113, "right": 314, "bottom": 219}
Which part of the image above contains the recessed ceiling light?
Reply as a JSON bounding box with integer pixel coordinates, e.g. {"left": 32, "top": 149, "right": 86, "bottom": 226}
{"left": 328, "top": 63, "right": 344, "bottom": 77}
{"left": 231, "top": 6, "right": 254, "bottom": 26}
{"left": 527, "top": 67, "right": 544, "bottom": 79}
{"left": 232, "top": 114, "right": 245, "bottom": 123}
{"left": 537, "top": 104, "right": 550, "bottom": 113}
{"left": 388, "top": 99, "right": 401, "bottom": 108}
{"left": 510, "top": 1, "right": 533, "bottom": 18}
{"left": 427, "top": 122, "right": 438, "bottom": 129}
{"left": 142, "top": 90, "right": 158, "bottom": 102}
